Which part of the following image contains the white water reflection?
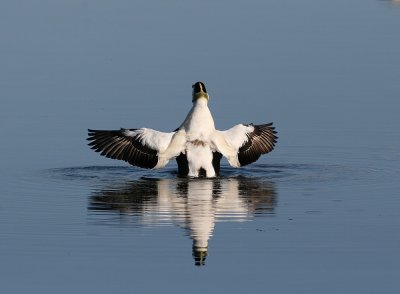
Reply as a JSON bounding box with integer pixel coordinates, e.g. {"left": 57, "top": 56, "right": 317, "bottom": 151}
{"left": 89, "top": 177, "right": 276, "bottom": 266}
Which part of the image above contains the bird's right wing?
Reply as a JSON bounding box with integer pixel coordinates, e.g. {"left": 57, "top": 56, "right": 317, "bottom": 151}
{"left": 213, "top": 123, "right": 277, "bottom": 167}
{"left": 87, "top": 128, "right": 177, "bottom": 169}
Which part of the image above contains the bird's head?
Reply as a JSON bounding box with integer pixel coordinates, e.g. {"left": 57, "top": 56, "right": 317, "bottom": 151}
{"left": 192, "top": 82, "right": 209, "bottom": 102}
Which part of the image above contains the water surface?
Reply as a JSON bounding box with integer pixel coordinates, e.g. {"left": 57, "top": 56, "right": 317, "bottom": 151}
{"left": 1, "top": 0, "right": 400, "bottom": 293}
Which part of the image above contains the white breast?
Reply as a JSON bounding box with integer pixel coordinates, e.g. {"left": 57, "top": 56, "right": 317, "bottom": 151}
{"left": 181, "top": 98, "right": 217, "bottom": 177}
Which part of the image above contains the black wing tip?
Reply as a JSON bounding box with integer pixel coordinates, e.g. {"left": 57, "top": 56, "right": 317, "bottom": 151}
{"left": 86, "top": 128, "right": 159, "bottom": 169}
{"left": 237, "top": 121, "right": 279, "bottom": 166}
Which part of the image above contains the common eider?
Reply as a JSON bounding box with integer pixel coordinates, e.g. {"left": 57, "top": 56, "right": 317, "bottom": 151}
{"left": 87, "top": 82, "right": 277, "bottom": 177}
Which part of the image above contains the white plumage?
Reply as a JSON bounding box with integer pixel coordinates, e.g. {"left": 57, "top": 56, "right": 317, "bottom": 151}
{"left": 88, "top": 82, "right": 277, "bottom": 177}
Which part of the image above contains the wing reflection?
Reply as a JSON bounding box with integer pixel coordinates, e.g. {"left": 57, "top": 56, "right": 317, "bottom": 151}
{"left": 89, "top": 177, "right": 276, "bottom": 266}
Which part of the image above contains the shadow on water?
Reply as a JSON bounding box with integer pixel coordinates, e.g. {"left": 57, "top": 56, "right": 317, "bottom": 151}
{"left": 83, "top": 168, "right": 277, "bottom": 267}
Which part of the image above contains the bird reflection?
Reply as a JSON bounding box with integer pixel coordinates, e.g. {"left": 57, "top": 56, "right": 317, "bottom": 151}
{"left": 89, "top": 176, "right": 276, "bottom": 266}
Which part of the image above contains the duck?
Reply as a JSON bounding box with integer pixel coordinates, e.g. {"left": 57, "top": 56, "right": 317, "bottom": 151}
{"left": 87, "top": 82, "right": 277, "bottom": 177}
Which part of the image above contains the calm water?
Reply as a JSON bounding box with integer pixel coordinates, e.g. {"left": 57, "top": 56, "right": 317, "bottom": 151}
{"left": 1, "top": 0, "right": 400, "bottom": 293}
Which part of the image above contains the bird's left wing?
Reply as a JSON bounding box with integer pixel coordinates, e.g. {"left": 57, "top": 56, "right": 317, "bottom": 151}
{"left": 213, "top": 123, "right": 277, "bottom": 167}
{"left": 87, "top": 128, "right": 176, "bottom": 169}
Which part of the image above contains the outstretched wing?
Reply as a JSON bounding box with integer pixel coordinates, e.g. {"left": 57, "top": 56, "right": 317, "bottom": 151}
{"left": 87, "top": 128, "right": 175, "bottom": 169}
{"left": 215, "top": 123, "right": 277, "bottom": 167}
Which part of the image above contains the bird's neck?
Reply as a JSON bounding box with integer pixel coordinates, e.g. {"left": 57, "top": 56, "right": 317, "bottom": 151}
{"left": 181, "top": 97, "right": 215, "bottom": 134}
{"left": 193, "top": 97, "right": 209, "bottom": 107}
{"left": 191, "top": 98, "right": 212, "bottom": 120}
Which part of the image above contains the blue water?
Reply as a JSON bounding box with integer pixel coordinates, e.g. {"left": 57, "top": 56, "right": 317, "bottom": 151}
{"left": 1, "top": 0, "right": 400, "bottom": 293}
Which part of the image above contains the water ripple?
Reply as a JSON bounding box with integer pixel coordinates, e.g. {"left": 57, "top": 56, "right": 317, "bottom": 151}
{"left": 4, "top": 147, "right": 397, "bottom": 267}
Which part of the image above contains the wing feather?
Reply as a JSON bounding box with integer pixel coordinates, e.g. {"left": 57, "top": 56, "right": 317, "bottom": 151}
{"left": 237, "top": 123, "right": 277, "bottom": 166}
{"left": 87, "top": 128, "right": 175, "bottom": 169}
{"left": 218, "top": 123, "right": 278, "bottom": 167}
